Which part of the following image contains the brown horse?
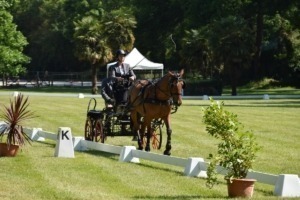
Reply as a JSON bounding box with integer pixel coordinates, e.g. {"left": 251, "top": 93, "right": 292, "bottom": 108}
{"left": 128, "top": 69, "right": 185, "bottom": 155}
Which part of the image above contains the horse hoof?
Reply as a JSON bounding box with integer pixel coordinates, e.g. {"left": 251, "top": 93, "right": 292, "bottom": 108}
{"left": 163, "top": 150, "right": 171, "bottom": 156}
{"left": 138, "top": 147, "right": 143, "bottom": 151}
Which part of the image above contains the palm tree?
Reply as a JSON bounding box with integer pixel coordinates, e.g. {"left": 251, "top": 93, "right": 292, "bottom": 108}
{"left": 74, "top": 15, "right": 112, "bottom": 94}
{"left": 103, "top": 8, "right": 136, "bottom": 51}
{"left": 73, "top": 8, "right": 136, "bottom": 94}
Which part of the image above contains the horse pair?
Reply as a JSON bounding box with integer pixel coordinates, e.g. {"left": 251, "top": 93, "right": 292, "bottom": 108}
{"left": 128, "top": 69, "right": 185, "bottom": 155}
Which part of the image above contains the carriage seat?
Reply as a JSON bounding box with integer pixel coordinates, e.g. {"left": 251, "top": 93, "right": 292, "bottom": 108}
{"left": 87, "top": 109, "right": 103, "bottom": 119}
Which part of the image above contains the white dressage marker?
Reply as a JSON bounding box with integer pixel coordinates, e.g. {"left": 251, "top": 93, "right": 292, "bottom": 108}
{"left": 54, "top": 127, "right": 74, "bottom": 158}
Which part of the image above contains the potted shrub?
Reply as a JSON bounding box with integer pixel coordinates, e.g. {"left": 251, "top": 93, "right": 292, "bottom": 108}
{"left": 202, "top": 98, "right": 260, "bottom": 198}
{"left": 0, "top": 93, "right": 36, "bottom": 157}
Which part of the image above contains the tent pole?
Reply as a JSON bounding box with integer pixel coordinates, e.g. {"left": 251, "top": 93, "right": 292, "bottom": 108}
{"left": 131, "top": 57, "right": 146, "bottom": 70}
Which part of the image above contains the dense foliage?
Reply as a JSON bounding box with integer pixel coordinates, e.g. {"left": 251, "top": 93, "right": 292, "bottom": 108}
{"left": 0, "top": 0, "right": 30, "bottom": 86}
{"left": 1, "top": 0, "right": 300, "bottom": 92}
{"left": 202, "top": 98, "right": 260, "bottom": 188}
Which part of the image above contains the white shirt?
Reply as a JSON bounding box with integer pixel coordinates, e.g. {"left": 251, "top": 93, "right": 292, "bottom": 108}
{"left": 119, "top": 65, "right": 125, "bottom": 75}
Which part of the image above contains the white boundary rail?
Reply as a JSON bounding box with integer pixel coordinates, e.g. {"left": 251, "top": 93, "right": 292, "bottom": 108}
{"left": 22, "top": 127, "right": 300, "bottom": 198}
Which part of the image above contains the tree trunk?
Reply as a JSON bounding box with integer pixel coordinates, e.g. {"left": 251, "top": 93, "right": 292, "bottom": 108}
{"left": 91, "top": 64, "right": 98, "bottom": 94}
{"left": 2, "top": 74, "right": 4, "bottom": 86}
{"left": 230, "top": 63, "right": 238, "bottom": 96}
{"left": 253, "top": 1, "right": 263, "bottom": 80}
{"left": 5, "top": 76, "right": 8, "bottom": 86}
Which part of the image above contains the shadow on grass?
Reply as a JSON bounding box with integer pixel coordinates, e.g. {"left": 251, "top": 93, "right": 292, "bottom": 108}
{"left": 82, "top": 149, "right": 184, "bottom": 176}
{"left": 83, "top": 150, "right": 229, "bottom": 199}
{"left": 255, "top": 186, "right": 274, "bottom": 196}
{"left": 83, "top": 150, "right": 119, "bottom": 160}
{"left": 35, "top": 140, "right": 56, "bottom": 148}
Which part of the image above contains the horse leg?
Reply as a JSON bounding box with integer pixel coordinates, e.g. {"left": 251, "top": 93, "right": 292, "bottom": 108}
{"left": 163, "top": 117, "right": 172, "bottom": 156}
{"left": 139, "top": 119, "right": 147, "bottom": 151}
{"left": 131, "top": 111, "right": 143, "bottom": 150}
{"left": 136, "top": 129, "right": 143, "bottom": 150}
{"left": 144, "top": 119, "right": 151, "bottom": 152}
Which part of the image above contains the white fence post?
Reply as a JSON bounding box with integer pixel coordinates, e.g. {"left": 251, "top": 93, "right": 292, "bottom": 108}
{"left": 119, "top": 146, "right": 139, "bottom": 163}
{"left": 274, "top": 174, "right": 300, "bottom": 197}
{"left": 73, "top": 137, "right": 87, "bottom": 151}
{"left": 202, "top": 95, "right": 209, "bottom": 100}
{"left": 184, "top": 157, "right": 207, "bottom": 178}
{"left": 54, "top": 127, "right": 74, "bottom": 158}
{"left": 12, "top": 91, "right": 19, "bottom": 97}
{"left": 263, "top": 94, "right": 270, "bottom": 100}
{"left": 78, "top": 93, "right": 85, "bottom": 98}
{"left": 30, "top": 128, "right": 45, "bottom": 141}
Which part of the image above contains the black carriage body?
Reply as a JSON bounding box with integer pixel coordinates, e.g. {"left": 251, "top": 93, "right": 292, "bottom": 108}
{"left": 103, "top": 107, "right": 133, "bottom": 137}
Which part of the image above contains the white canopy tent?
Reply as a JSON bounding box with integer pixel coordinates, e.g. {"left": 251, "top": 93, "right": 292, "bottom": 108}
{"left": 106, "top": 48, "right": 164, "bottom": 77}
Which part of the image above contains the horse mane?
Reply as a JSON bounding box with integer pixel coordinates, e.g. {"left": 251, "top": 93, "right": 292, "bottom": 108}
{"left": 128, "top": 74, "right": 169, "bottom": 107}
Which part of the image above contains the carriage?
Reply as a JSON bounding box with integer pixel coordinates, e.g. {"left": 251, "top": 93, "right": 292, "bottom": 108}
{"left": 84, "top": 92, "right": 164, "bottom": 150}
{"left": 84, "top": 69, "right": 185, "bottom": 154}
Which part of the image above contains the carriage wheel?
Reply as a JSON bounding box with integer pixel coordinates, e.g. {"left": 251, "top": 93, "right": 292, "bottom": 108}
{"left": 150, "top": 123, "right": 162, "bottom": 150}
{"left": 84, "top": 118, "right": 94, "bottom": 141}
{"left": 94, "top": 119, "right": 105, "bottom": 143}
{"left": 142, "top": 122, "right": 163, "bottom": 150}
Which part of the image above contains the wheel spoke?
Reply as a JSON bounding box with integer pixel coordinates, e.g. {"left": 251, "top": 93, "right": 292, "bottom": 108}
{"left": 84, "top": 118, "right": 93, "bottom": 141}
{"left": 95, "top": 119, "right": 105, "bottom": 143}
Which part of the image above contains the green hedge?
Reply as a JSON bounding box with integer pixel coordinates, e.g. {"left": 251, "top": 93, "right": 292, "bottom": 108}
{"left": 183, "top": 79, "right": 223, "bottom": 96}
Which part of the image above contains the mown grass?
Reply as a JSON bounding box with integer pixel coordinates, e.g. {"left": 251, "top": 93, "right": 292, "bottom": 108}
{"left": 0, "top": 93, "right": 299, "bottom": 199}
{"left": 1, "top": 77, "right": 300, "bottom": 96}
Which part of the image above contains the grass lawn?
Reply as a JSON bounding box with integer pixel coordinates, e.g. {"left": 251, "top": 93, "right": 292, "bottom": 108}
{"left": 0, "top": 92, "right": 299, "bottom": 199}
{"left": 0, "top": 85, "right": 92, "bottom": 94}
{"left": 1, "top": 76, "right": 300, "bottom": 96}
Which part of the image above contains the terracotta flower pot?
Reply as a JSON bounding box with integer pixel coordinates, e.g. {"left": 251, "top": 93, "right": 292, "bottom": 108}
{"left": 227, "top": 178, "right": 256, "bottom": 198}
{"left": 0, "top": 143, "right": 20, "bottom": 157}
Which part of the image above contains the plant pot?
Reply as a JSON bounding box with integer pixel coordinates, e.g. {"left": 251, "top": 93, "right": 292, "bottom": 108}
{"left": 0, "top": 143, "right": 20, "bottom": 157}
{"left": 227, "top": 178, "right": 256, "bottom": 198}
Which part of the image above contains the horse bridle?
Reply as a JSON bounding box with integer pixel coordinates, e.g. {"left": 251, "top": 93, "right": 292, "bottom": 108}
{"left": 155, "top": 73, "right": 185, "bottom": 113}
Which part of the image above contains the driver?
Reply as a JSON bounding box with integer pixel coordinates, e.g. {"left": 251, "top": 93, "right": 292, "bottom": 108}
{"left": 108, "top": 49, "right": 136, "bottom": 106}
{"left": 101, "top": 49, "right": 136, "bottom": 108}
{"left": 109, "top": 49, "right": 135, "bottom": 82}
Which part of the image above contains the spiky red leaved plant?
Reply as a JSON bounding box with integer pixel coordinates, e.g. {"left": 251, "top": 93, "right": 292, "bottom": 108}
{"left": 0, "top": 94, "right": 36, "bottom": 147}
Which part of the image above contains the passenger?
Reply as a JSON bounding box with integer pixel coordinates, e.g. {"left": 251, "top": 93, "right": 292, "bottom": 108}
{"left": 100, "top": 77, "right": 116, "bottom": 108}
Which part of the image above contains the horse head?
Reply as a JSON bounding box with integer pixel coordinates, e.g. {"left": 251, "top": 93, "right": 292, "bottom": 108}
{"left": 169, "top": 69, "right": 185, "bottom": 107}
